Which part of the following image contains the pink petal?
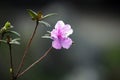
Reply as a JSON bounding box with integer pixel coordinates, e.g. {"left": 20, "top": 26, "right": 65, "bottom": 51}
{"left": 51, "top": 29, "right": 58, "bottom": 39}
{"left": 61, "top": 38, "right": 72, "bottom": 49}
{"left": 55, "top": 20, "right": 65, "bottom": 29}
{"left": 62, "top": 24, "right": 73, "bottom": 37}
{"left": 52, "top": 39, "right": 62, "bottom": 49}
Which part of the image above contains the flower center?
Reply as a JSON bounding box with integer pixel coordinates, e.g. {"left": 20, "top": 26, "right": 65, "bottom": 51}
{"left": 58, "top": 34, "right": 61, "bottom": 38}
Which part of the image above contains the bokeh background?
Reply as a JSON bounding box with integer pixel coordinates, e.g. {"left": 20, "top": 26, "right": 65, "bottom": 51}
{"left": 0, "top": 0, "right": 120, "bottom": 80}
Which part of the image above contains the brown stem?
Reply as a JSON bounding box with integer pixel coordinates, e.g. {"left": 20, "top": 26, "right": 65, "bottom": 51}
{"left": 16, "top": 20, "right": 39, "bottom": 78}
{"left": 17, "top": 46, "right": 52, "bottom": 78}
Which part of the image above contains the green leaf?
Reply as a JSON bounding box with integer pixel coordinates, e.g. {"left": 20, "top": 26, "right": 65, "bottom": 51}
{"left": 0, "top": 22, "right": 13, "bottom": 34}
{"left": 45, "top": 34, "right": 50, "bottom": 36}
{"left": 7, "top": 30, "right": 20, "bottom": 36}
{"left": 12, "top": 38, "right": 20, "bottom": 41}
{"left": 10, "top": 38, "right": 20, "bottom": 45}
{"left": 10, "top": 41, "right": 20, "bottom": 45}
{"left": 43, "top": 13, "right": 57, "bottom": 19}
{"left": 0, "top": 40, "right": 7, "bottom": 43}
{"left": 41, "top": 35, "right": 51, "bottom": 39}
{"left": 42, "top": 33, "right": 51, "bottom": 39}
{"left": 0, "top": 28, "right": 5, "bottom": 34}
{"left": 47, "top": 31, "right": 51, "bottom": 33}
{"left": 0, "top": 38, "right": 20, "bottom": 45}
{"left": 39, "top": 21, "right": 51, "bottom": 27}
{"left": 27, "top": 9, "right": 38, "bottom": 20}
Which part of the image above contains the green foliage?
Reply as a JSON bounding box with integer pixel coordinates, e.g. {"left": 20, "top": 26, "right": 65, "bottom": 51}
{"left": 41, "top": 30, "right": 51, "bottom": 39}
{"left": 0, "top": 21, "right": 20, "bottom": 45}
{"left": 27, "top": 9, "right": 38, "bottom": 21}
{"left": 0, "top": 37, "right": 20, "bottom": 45}
{"left": 42, "top": 13, "right": 57, "bottom": 19}
{"left": 27, "top": 9, "right": 44, "bottom": 21}
{"left": 39, "top": 21, "right": 51, "bottom": 27}
{"left": 0, "top": 40, "right": 7, "bottom": 43}
{"left": 0, "top": 9, "right": 60, "bottom": 80}
{"left": 0, "top": 21, "right": 13, "bottom": 34}
{"left": 27, "top": 9, "right": 57, "bottom": 21}
{"left": 47, "top": 31, "right": 51, "bottom": 33}
{"left": 6, "top": 31, "right": 20, "bottom": 37}
{"left": 41, "top": 35, "right": 51, "bottom": 39}
{"left": 9, "top": 38, "right": 20, "bottom": 45}
{"left": 41, "top": 31, "right": 51, "bottom": 39}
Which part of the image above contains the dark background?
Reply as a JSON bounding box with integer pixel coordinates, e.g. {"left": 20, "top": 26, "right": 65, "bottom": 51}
{"left": 0, "top": 0, "right": 120, "bottom": 80}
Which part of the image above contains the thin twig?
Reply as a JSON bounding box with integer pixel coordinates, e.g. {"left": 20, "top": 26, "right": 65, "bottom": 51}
{"left": 17, "top": 46, "right": 52, "bottom": 78}
{"left": 8, "top": 43, "right": 15, "bottom": 80}
{"left": 16, "top": 20, "right": 39, "bottom": 77}
{"left": 0, "top": 35, "right": 1, "bottom": 45}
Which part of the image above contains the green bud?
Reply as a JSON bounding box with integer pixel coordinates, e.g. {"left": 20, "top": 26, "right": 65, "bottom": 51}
{"left": 37, "top": 11, "right": 43, "bottom": 21}
{"left": 10, "top": 68, "right": 12, "bottom": 73}
{"left": 0, "top": 21, "right": 12, "bottom": 34}
{"left": 4, "top": 21, "right": 11, "bottom": 30}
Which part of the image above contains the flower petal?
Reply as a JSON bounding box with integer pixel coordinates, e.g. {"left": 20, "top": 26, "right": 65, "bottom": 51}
{"left": 52, "top": 39, "right": 62, "bottom": 49}
{"left": 55, "top": 20, "right": 65, "bottom": 29}
{"left": 51, "top": 29, "right": 58, "bottom": 39}
{"left": 61, "top": 37, "right": 72, "bottom": 49}
{"left": 62, "top": 24, "right": 73, "bottom": 37}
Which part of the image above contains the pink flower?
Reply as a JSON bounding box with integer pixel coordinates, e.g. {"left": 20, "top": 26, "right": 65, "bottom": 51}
{"left": 51, "top": 20, "right": 73, "bottom": 49}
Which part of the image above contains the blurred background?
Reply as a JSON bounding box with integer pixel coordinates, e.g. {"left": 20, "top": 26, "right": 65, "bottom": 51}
{"left": 0, "top": 0, "right": 120, "bottom": 80}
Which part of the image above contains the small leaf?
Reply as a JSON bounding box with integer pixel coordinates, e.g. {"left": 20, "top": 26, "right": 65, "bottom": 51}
{"left": 27, "top": 9, "right": 38, "bottom": 20}
{"left": 0, "top": 28, "right": 5, "bottom": 34}
{"left": 10, "top": 41, "right": 20, "bottom": 45}
{"left": 10, "top": 39, "right": 20, "bottom": 45}
{"left": 47, "top": 31, "right": 51, "bottom": 33}
{"left": 7, "top": 31, "right": 20, "bottom": 36}
{"left": 0, "top": 38, "right": 21, "bottom": 45}
{"left": 43, "top": 33, "right": 50, "bottom": 36}
{"left": 43, "top": 13, "right": 57, "bottom": 19}
{"left": 41, "top": 35, "right": 51, "bottom": 39}
{"left": 0, "top": 40, "right": 7, "bottom": 43}
{"left": 11, "top": 38, "right": 20, "bottom": 44}
{"left": 12, "top": 38, "right": 20, "bottom": 41}
{"left": 39, "top": 21, "right": 51, "bottom": 27}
